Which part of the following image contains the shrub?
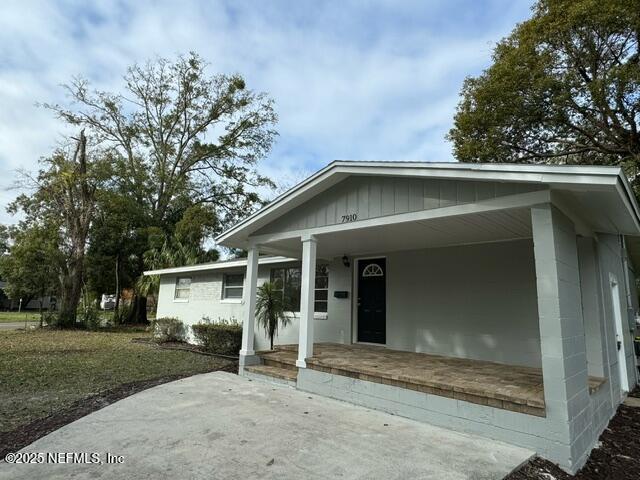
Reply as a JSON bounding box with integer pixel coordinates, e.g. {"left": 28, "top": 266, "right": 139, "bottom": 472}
{"left": 113, "top": 303, "right": 133, "bottom": 325}
{"left": 80, "top": 305, "right": 102, "bottom": 330}
{"left": 191, "top": 319, "right": 242, "bottom": 356}
{"left": 150, "top": 317, "right": 185, "bottom": 342}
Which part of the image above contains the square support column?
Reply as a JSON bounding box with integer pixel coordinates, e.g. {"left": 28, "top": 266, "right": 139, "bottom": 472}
{"left": 531, "top": 204, "right": 591, "bottom": 469}
{"left": 296, "top": 235, "right": 317, "bottom": 368}
{"left": 239, "top": 245, "right": 260, "bottom": 370}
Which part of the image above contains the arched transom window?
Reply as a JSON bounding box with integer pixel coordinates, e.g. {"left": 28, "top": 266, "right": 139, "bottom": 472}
{"left": 362, "top": 263, "right": 384, "bottom": 277}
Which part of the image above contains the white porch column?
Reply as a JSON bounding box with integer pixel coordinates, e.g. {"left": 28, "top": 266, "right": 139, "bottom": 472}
{"left": 296, "top": 235, "right": 317, "bottom": 368}
{"left": 531, "top": 204, "right": 590, "bottom": 468}
{"left": 239, "top": 245, "right": 260, "bottom": 368}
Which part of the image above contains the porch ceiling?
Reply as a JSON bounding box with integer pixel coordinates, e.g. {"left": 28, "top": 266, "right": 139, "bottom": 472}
{"left": 260, "top": 207, "right": 532, "bottom": 259}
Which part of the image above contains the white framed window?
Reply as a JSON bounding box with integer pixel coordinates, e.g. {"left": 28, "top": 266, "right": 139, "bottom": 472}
{"left": 362, "top": 263, "right": 384, "bottom": 277}
{"left": 270, "top": 264, "right": 329, "bottom": 313}
{"left": 174, "top": 276, "right": 191, "bottom": 300}
{"left": 223, "top": 273, "right": 244, "bottom": 299}
{"left": 314, "top": 265, "right": 329, "bottom": 313}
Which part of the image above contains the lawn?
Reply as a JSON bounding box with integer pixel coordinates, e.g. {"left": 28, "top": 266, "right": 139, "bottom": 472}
{"left": 0, "top": 329, "right": 235, "bottom": 434}
{"left": 0, "top": 310, "right": 156, "bottom": 324}
{"left": 0, "top": 311, "right": 41, "bottom": 323}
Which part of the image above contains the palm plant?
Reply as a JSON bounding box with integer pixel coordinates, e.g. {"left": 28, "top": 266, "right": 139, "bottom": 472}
{"left": 255, "top": 281, "right": 291, "bottom": 350}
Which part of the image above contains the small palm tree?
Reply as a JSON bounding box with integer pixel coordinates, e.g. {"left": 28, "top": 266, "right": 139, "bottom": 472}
{"left": 255, "top": 281, "right": 291, "bottom": 350}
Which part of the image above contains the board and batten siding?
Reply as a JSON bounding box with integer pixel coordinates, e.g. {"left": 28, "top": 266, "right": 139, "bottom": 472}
{"left": 255, "top": 175, "right": 544, "bottom": 235}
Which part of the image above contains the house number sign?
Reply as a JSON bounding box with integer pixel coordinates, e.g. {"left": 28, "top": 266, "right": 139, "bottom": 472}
{"left": 341, "top": 213, "right": 358, "bottom": 223}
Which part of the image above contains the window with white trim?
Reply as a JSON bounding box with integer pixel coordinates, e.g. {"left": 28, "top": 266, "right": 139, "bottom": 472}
{"left": 174, "top": 277, "right": 191, "bottom": 299}
{"left": 314, "top": 265, "right": 329, "bottom": 313}
{"left": 223, "top": 273, "right": 244, "bottom": 299}
{"left": 270, "top": 265, "right": 329, "bottom": 313}
{"left": 362, "top": 263, "right": 384, "bottom": 277}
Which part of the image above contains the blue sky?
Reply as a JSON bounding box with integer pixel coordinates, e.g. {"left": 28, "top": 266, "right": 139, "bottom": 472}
{"left": 0, "top": 0, "right": 534, "bottom": 224}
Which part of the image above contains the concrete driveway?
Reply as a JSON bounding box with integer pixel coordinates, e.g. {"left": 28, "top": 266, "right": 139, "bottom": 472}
{"left": 0, "top": 372, "right": 533, "bottom": 480}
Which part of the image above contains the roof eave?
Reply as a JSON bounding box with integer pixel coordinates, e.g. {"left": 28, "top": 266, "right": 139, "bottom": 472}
{"left": 216, "top": 162, "right": 637, "bottom": 246}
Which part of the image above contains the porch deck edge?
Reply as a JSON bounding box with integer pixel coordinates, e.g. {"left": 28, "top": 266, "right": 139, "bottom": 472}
{"left": 305, "top": 360, "right": 547, "bottom": 417}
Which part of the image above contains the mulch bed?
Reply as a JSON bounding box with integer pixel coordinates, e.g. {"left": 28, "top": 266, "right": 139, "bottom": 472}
{"left": 0, "top": 363, "right": 238, "bottom": 460}
{"left": 506, "top": 389, "right": 640, "bottom": 480}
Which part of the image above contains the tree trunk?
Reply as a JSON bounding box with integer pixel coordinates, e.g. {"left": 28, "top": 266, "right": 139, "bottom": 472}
{"left": 113, "top": 254, "right": 120, "bottom": 324}
{"left": 125, "top": 295, "right": 148, "bottom": 324}
{"left": 57, "top": 130, "right": 94, "bottom": 329}
{"left": 58, "top": 253, "right": 84, "bottom": 327}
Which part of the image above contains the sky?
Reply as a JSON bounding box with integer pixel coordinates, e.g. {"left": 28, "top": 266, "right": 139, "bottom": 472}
{"left": 0, "top": 0, "right": 534, "bottom": 225}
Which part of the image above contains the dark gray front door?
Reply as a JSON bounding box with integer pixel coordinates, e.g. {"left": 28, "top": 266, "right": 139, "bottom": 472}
{"left": 357, "top": 258, "right": 386, "bottom": 344}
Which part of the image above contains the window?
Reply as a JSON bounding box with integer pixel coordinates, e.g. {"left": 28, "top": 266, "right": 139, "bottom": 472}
{"left": 271, "top": 267, "right": 301, "bottom": 311}
{"left": 174, "top": 277, "right": 191, "bottom": 300}
{"left": 270, "top": 265, "right": 329, "bottom": 313}
{"left": 362, "top": 263, "right": 384, "bottom": 277}
{"left": 314, "top": 265, "right": 329, "bottom": 313}
{"left": 223, "top": 273, "right": 244, "bottom": 299}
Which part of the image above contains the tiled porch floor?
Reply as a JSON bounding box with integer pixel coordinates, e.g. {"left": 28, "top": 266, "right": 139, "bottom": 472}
{"left": 268, "top": 343, "right": 606, "bottom": 417}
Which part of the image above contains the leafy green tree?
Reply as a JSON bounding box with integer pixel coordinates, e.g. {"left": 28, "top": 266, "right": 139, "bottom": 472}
{"left": 0, "top": 225, "right": 9, "bottom": 255}
{"left": 174, "top": 204, "right": 218, "bottom": 249}
{"left": 44, "top": 53, "right": 278, "bottom": 321}
{"left": 448, "top": 0, "right": 640, "bottom": 187}
{"left": 255, "top": 281, "right": 291, "bottom": 350}
{"left": 46, "top": 52, "right": 277, "bottom": 230}
{"left": 10, "top": 131, "right": 106, "bottom": 326}
{"left": 86, "top": 191, "right": 147, "bottom": 320}
{"left": 0, "top": 224, "right": 61, "bottom": 324}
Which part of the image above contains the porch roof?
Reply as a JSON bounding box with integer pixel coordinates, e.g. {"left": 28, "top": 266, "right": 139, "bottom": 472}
{"left": 143, "top": 255, "right": 297, "bottom": 276}
{"left": 217, "top": 161, "right": 640, "bottom": 251}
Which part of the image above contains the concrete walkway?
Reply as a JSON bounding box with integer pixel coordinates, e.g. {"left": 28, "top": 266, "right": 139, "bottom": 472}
{"left": 0, "top": 321, "right": 39, "bottom": 330}
{"left": 0, "top": 372, "right": 533, "bottom": 480}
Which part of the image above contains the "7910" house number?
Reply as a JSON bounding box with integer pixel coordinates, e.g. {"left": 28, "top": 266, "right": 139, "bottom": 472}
{"left": 341, "top": 213, "right": 358, "bottom": 223}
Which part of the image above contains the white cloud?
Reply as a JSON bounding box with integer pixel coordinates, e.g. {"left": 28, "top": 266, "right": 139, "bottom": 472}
{"left": 0, "top": 0, "right": 533, "bottom": 224}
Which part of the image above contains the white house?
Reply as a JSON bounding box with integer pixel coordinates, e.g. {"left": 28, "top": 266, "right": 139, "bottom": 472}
{"left": 146, "top": 161, "right": 640, "bottom": 474}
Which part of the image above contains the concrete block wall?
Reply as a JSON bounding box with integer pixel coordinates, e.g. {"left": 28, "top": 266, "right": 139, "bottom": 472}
{"left": 531, "top": 204, "right": 592, "bottom": 472}
{"left": 577, "top": 237, "right": 608, "bottom": 378}
{"left": 596, "top": 234, "right": 638, "bottom": 400}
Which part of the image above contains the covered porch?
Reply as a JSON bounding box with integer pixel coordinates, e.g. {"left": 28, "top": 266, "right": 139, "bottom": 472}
{"left": 250, "top": 343, "right": 606, "bottom": 418}
{"left": 217, "top": 162, "right": 640, "bottom": 472}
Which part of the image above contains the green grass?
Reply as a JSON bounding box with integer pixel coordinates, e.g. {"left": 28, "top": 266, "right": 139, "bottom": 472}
{"left": 0, "top": 329, "right": 234, "bottom": 433}
{"left": 0, "top": 310, "right": 156, "bottom": 324}
{"left": 0, "top": 311, "right": 41, "bottom": 323}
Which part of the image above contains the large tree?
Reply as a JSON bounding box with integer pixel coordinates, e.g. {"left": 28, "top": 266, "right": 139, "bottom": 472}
{"left": 45, "top": 53, "right": 277, "bottom": 321}
{"left": 10, "top": 131, "right": 104, "bottom": 326}
{"left": 46, "top": 52, "right": 277, "bottom": 230}
{"left": 448, "top": 0, "right": 640, "bottom": 186}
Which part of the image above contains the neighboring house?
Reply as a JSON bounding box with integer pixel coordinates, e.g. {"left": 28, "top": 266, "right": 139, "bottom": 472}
{"left": 0, "top": 280, "right": 57, "bottom": 311}
{"left": 146, "top": 161, "right": 640, "bottom": 474}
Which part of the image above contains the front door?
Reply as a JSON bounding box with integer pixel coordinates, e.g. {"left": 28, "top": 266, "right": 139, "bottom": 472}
{"left": 357, "top": 258, "right": 386, "bottom": 344}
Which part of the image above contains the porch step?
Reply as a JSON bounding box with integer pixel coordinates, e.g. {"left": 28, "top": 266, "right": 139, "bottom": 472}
{"left": 260, "top": 349, "right": 298, "bottom": 371}
{"left": 244, "top": 365, "right": 298, "bottom": 385}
